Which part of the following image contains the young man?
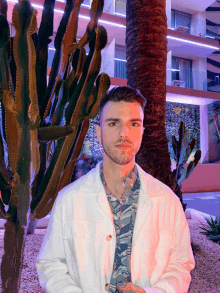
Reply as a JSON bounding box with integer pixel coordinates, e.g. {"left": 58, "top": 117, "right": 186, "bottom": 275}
{"left": 36, "top": 86, "right": 195, "bottom": 293}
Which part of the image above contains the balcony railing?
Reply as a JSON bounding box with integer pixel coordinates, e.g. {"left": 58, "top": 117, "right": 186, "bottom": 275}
{"left": 206, "top": 19, "right": 220, "bottom": 42}
{"left": 167, "top": 68, "right": 219, "bottom": 93}
{"left": 114, "top": 58, "right": 127, "bottom": 79}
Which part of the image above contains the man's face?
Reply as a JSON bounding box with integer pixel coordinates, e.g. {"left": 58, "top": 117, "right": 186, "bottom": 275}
{"left": 96, "top": 101, "right": 145, "bottom": 165}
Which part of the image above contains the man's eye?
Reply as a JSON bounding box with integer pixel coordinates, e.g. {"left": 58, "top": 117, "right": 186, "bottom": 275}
{"left": 109, "top": 122, "right": 117, "bottom": 126}
{"left": 132, "top": 122, "right": 140, "bottom": 127}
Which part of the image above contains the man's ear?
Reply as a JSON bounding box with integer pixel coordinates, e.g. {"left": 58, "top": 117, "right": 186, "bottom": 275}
{"left": 96, "top": 125, "right": 101, "bottom": 144}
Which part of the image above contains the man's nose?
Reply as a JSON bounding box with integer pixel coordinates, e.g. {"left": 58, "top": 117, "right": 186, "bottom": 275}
{"left": 119, "top": 125, "right": 129, "bottom": 137}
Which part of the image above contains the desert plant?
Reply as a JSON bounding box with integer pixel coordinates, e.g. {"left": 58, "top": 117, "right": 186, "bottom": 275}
{"left": 0, "top": 0, "right": 110, "bottom": 291}
{"left": 196, "top": 215, "right": 220, "bottom": 245}
{"left": 171, "top": 121, "right": 201, "bottom": 189}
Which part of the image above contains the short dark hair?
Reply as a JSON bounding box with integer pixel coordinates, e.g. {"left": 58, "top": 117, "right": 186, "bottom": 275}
{"left": 99, "top": 86, "right": 147, "bottom": 121}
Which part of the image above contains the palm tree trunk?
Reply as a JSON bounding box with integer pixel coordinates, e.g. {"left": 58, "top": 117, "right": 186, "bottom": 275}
{"left": 126, "top": 0, "right": 186, "bottom": 211}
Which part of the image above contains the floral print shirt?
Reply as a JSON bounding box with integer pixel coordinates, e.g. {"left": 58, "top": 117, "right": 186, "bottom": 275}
{"left": 100, "top": 162, "right": 141, "bottom": 293}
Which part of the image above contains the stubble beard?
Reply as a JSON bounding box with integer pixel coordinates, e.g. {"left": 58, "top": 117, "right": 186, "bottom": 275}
{"left": 101, "top": 140, "right": 136, "bottom": 166}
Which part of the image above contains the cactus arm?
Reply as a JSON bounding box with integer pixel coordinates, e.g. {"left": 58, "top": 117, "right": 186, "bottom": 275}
{"left": 185, "top": 150, "right": 201, "bottom": 180}
{"left": 66, "top": 48, "right": 80, "bottom": 87}
{"left": 38, "top": 125, "right": 75, "bottom": 142}
{"left": 31, "top": 142, "right": 47, "bottom": 200}
{"left": 62, "top": 0, "right": 84, "bottom": 51}
{"left": 78, "top": 0, "right": 104, "bottom": 49}
{"left": 42, "top": 0, "right": 84, "bottom": 123}
{"left": 27, "top": 7, "right": 41, "bottom": 184}
{"left": 36, "top": 0, "right": 56, "bottom": 106}
{"left": 2, "top": 90, "right": 20, "bottom": 174}
{"left": 39, "top": 49, "right": 61, "bottom": 123}
{"left": 58, "top": 118, "right": 89, "bottom": 191}
{"left": 68, "top": 25, "right": 107, "bottom": 126}
{"left": 0, "top": 14, "right": 13, "bottom": 95}
{"left": 65, "top": 44, "right": 95, "bottom": 123}
{"left": 177, "top": 166, "right": 187, "bottom": 187}
{"left": 57, "top": 0, "right": 104, "bottom": 124}
{"left": 89, "top": 0, "right": 104, "bottom": 29}
{"left": 54, "top": 0, "right": 75, "bottom": 51}
{"left": 177, "top": 121, "right": 185, "bottom": 162}
{"left": 11, "top": 0, "right": 39, "bottom": 226}
{"left": 65, "top": 32, "right": 98, "bottom": 124}
{"left": 177, "top": 131, "right": 189, "bottom": 170}
{"left": 30, "top": 126, "right": 80, "bottom": 219}
{"left": 87, "top": 72, "right": 110, "bottom": 118}
{"left": 67, "top": 48, "right": 86, "bottom": 93}
{"left": 0, "top": 14, "right": 14, "bottom": 167}
{"left": 171, "top": 135, "right": 178, "bottom": 162}
{"left": 39, "top": 0, "right": 74, "bottom": 124}
{"left": 51, "top": 80, "right": 69, "bottom": 125}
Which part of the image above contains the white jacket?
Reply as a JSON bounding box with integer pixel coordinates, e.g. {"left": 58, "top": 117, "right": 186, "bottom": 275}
{"left": 36, "top": 161, "right": 195, "bottom": 293}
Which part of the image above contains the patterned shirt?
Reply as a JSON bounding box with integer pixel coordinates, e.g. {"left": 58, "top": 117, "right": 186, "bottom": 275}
{"left": 100, "top": 162, "right": 141, "bottom": 293}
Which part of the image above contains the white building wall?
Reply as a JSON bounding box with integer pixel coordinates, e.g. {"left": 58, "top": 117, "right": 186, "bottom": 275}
{"left": 192, "top": 58, "right": 207, "bottom": 91}
{"left": 103, "top": 0, "right": 115, "bottom": 14}
{"left": 166, "top": 0, "right": 172, "bottom": 28}
{"left": 200, "top": 104, "right": 209, "bottom": 163}
{"left": 167, "top": 50, "right": 172, "bottom": 86}
{"left": 100, "top": 38, "right": 115, "bottom": 77}
{"left": 190, "top": 11, "right": 206, "bottom": 38}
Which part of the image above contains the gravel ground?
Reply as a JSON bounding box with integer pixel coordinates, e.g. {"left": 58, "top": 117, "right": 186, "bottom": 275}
{"left": 0, "top": 217, "right": 220, "bottom": 293}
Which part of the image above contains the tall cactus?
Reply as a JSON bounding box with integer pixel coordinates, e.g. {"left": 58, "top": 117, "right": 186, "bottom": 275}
{"left": 171, "top": 121, "right": 201, "bottom": 189}
{"left": 0, "top": 0, "right": 110, "bottom": 291}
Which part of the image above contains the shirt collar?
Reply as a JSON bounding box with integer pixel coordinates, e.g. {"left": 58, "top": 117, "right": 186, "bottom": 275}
{"left": 100, "top": 161, "right": 138, "bottom": 190}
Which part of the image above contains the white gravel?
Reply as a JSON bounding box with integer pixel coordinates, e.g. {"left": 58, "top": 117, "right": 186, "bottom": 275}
{"left": 0, "top": 217, "right": 219, "bottom": 292}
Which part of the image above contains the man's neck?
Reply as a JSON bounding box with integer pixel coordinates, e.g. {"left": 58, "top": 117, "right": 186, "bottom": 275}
{"left": 103, "top": 160, "right": 135, "bottom": 189}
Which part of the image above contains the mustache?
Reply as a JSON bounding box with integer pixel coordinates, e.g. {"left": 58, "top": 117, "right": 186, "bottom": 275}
{"left": 116, "top": 140, "right": 132, "bottom": 144}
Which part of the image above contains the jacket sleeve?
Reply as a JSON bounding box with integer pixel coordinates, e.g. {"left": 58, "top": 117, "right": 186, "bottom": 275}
{"left": 36, "top": 192, "right": 83, "bottom": 293}
{"left": 148, "top": 195, "right": 195, "bottom": 293}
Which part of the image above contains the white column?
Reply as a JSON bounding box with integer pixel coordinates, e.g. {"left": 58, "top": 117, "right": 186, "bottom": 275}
{"left": 191, "top": 11, "right": 206, "bottom": 38}
{"left": 166, "top": 50, "right": 172, "bottom": 86}
{"left": 192, "top": 58, "right": 207, "bottom": 91}
{"left": 166, "top": 0, "right": 171, "bottom": 28}
{"left": 200, "top": 104, "right": 209, "bottom": 163}
{"left": 100, "top": 38, "right": 115, "bottom": 77}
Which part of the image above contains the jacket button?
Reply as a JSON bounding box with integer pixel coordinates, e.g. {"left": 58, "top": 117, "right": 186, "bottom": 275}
{"left": 106, "top": 235, "right": 112, "bottom": 241}
{"left": 105, "top": 283, "right": 110, "bottom": 291}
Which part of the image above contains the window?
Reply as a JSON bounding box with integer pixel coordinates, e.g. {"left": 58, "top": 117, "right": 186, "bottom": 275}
{"left": 114, "top": 45, "right": 127, "bottom": 79}
{"left": 115, "top": 0, "right": 126, "bottom": 16}
{"left": 172, "top": 57, "right": 193, "bottom": 89}
{"left": 171, "top": 9, "right": 191, "bottom": 34}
